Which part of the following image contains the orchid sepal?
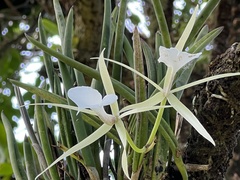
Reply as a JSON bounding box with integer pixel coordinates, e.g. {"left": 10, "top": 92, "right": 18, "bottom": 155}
{"left": 34, "top": 124, "right": 112, "bottom": 180}
{"left": 167, "top": 93, "right": 215, "bottom": 146}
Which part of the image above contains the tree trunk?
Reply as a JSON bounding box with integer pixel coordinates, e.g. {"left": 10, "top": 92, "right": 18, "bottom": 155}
{"left": 210, "top": 0, "right": 240, "bottom": 179}
{"left": 57, "top": 0, "right": 104, "bottom": 64}
{"left": 184, "top": 43, "right": 240, "bottom": 180}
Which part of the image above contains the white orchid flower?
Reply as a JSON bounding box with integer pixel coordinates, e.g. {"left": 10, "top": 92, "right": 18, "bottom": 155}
{"left": 158, "top": 46, "right": 202, "bottom": 95}
{"left": 153, "top": 5, "right": 216, "bottom": 146}
{"left": 67, "top": 86, "right": 118, "bottom": 125}
{"left": 158, "top": 46, "right": 202, "bottom": 75}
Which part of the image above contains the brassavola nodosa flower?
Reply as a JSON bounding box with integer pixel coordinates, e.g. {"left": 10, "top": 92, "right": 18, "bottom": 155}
{"left": 67, "top": 86, "right": 118, "bottom": 125}
{"left": 158, "top": 46, "right": 202, "bottom": 95}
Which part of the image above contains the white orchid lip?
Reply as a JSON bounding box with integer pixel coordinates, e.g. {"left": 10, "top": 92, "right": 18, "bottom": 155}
{"left": 68, "top": 86, "right": 118, "bottom": 125}
{"left": 158, "top": 46, "right": 202, "bottom": 74}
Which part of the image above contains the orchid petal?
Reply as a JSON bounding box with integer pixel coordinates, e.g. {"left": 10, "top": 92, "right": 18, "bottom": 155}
{"left": 167, "top": 93, "right": 215, "bottom": 146}
{"left": 115, "top": 120, "right": 130, "bottom": 179}
{"left": 170, "top": 72, "right": 240, "bottom": 94}
{"left": 120, "top": 92, "right": 165, "bottom": 113}
{"left": 24, "top": 103, "right": 96, "bottom": 116}
{"left": 93, "top": 57, "right": 163, "bottom": 92}
{"left": 175, "top": 5, "right": 199, "bottom": 51}
{"left": 68, "top": 86, "right": 102, "bottom": 109}
{"left": 119, "top": 105, "right": 171, "bottom": 119}
{"left": 35, "top": 124, "right": 112, "bottom": 180}
{"left": 102, "top": 94, "right": 118, "bottom": 106}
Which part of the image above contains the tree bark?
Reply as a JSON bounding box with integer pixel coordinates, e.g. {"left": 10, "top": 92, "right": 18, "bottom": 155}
{"left": 183, "top": 43, "right": 240, "bottom": 180}
{"left": 210, "top": 1, "right": 240, "bottom": 178}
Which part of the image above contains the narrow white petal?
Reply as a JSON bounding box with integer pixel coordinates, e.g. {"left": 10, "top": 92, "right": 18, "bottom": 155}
{"left": 115, "top": 120, "right": 130, "bottom": 179}
{"left": 175, "top": 5, "right": 199, "bottom": 51}
{"left": 119, "top": 105, "right": 171, "bottom": 119}
{"left": 120, "top": 92, "right": 165, "bottom": 113}
{"left": 35, "top": 124, "right": 112, "bottom": 180}
{"left": 167, "top": 93, "right": 215, "bottom": 146}
{"left": 96, "top": 57, "right": 163, "bottom": 92}
{"left": 26, "top": 102, "right": 96, "bottom": 115}
{"left": 171, "top": 72, "right": 240, "bottom": 94}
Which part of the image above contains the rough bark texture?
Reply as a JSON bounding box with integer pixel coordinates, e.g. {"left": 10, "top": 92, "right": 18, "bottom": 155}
{"left": 183, "top": 43, "right": 240, "bottom": 180}
{"left": 210, "top": 1, "right": 240, "bottom": 178}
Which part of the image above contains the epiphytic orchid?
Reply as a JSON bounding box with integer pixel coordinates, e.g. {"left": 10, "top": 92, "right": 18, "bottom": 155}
{"left": 33, "top": 5, "right": 240, "bottom": 180}
{"left": 34, "top": 49, "right": 169, "bottom": 179}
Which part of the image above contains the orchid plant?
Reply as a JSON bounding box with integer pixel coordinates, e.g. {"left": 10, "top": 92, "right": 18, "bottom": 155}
{"left": 35, "top": 28, "right": 240, "bottom": 179}
{"left": 4, "top": 0, "right": 240, "bottom": 180}
{"left": 34, "top": 45, "right": 175, "bottom": 179}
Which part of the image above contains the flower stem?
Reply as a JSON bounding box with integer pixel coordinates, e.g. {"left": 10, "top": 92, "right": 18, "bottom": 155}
{"left": 137, "top": 99, "right": 169, "bottom": 171}
{"left": 146, "top": 98, "right": 167, "bottom": 146}
{"left": 163, "top": 68, "right": 175, "bottom": 95}
{"left": 126, "top": 131, "right": 146, "bottom": 153}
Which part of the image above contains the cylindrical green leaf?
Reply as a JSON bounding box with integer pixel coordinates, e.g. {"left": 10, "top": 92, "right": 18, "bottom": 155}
{"left": 1, "top": 112, "right": 27, "bottom": 180}
{"left": 53, "top": 74, "right": 78, "bottom": 177}
{"left": 53, "top": 0, "right": 66, "bottom": 40}
{"left": 38, "top": 15, "right": 55, "bottom": 91}
{"left": 35, "top": 95, "right": 60, "bottom": 180}
{"left": 112, "top": 0, "right": 127, "bottom": 80}
{"left": 141, "top": 39, "right": 157, "bottom": 96}
{"left": 151, "top": 0, "right": 172, "bottom": 48}
{"left": 185, "top": 0, "right": 221, "bottom": 46}
{"left": 23, "top": 136, "right": 37, "bottom": 180}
